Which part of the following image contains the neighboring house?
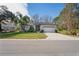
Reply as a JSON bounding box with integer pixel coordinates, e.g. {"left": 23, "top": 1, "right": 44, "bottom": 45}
{"left": 1, "top": 20, "right": 16, "bottom": 32}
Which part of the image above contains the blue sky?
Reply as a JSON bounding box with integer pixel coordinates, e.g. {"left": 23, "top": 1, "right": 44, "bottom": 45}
{"left": 28, "top": 3, "right": 64, "bottom": 19}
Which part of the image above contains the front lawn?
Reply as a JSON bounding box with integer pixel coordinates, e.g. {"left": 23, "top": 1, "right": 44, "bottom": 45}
{"left": 0, "top": 32, "right": 47, "bottom": 39}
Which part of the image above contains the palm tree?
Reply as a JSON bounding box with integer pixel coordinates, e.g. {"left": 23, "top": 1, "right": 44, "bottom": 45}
{"left": 16, "top": 12, "right": 30, "bottom": 32}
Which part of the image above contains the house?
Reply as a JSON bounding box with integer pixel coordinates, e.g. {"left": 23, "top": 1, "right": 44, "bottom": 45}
{"left": 1, "top": 20, "right": 16, "bottom": 32}
{"left": 33, "top": 22, "right": 56, "bottom": 33}
{"left": 40, "top": 23, "right": 56, "bottom": 33}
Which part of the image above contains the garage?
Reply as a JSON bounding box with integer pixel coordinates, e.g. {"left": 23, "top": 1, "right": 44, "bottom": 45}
{"left": 40, "top": 25, "right": 56, "bottom": 33}
{"left": 43, "top": 28, "right": 56, "bottom": 33}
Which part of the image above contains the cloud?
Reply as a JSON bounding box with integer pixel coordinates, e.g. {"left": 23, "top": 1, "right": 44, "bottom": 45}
{"left": 0, "top": 3, "right": 29, "bottom": 16}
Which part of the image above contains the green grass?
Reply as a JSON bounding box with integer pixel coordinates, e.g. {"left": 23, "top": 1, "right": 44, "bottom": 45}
{"left": 0, "top": 32, "right": 47, "bottom": 39}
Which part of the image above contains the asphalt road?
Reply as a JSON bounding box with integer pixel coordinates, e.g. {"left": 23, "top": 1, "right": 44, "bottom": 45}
{"left": 0, "top": 40, "right": 79, "bottom": 56}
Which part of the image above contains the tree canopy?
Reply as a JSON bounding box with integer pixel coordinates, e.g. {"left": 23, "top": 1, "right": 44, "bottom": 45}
{"left": 0, "top": 5, "right": 16, "bottom": 32}
{"left": 54, "top": 3, "right": 79, "bottom": 35}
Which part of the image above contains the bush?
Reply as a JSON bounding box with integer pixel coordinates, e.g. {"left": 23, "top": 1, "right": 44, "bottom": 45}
{"left": 59, "top": 30, "right": 72, "bottom": 35}
{"left": 27, "top": 26, "right": 34, "bottom": 32}
{"left": 75, "top": 29, "right": 79, "bottom": 33}
{"left": 75, "top": 29, "right": 79, "bottom": 36}
{"left": 58, "top": 29, "right": 79, "bottom": 35}
{"left": 55, "top": 29, "right": 58, "bottom": 33}
{"left": 40, "top": 30, "right": 44, "bottom": 33}
{"left": 70, "top": 29, "right": 76, "bottom": 35}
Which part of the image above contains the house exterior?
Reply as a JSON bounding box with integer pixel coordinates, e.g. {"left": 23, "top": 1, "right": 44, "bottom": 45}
{"left": 40, "top": 24, "right": 56, "bottom": 33}
{"left": 33, "top": 22, "right": 56, "bottom": 33}
{"left": 1, "top": 20, "right": 16, "bottom": 32}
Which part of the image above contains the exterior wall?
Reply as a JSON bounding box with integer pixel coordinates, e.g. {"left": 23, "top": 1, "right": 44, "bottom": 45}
{"left": 1, "top": 20, "right": 16, "bottom": 32}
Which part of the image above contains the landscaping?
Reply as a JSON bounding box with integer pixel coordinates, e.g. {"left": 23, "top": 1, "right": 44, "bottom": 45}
{"left": 0, "top": 3, "right": 79, "bottom": 39}
{"left": 54, "top": 4, "right": 79, "bottom": 36}
{"left": 0, "top": 6, "right": 49, "bottom": 39}
{"left": 0, "top": 32, "right": 47, "bottom": 39}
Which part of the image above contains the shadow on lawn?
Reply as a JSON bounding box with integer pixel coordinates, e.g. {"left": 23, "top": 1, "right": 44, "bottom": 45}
{"left": 0, "top": 32, "right": 23, "bottom": 38}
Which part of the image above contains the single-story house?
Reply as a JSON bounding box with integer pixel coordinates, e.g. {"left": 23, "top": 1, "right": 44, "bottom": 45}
{"left": 1, "top": 20, "right": 16, "bottom": 32}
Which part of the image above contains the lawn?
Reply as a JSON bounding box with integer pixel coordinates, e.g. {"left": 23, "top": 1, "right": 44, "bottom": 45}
{"left": 0, "top": 32, "right": 47, "bottom": 39}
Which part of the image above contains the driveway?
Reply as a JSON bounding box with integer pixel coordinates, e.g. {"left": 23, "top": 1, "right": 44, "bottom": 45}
{"left": 45, "top": 33, "right": 79, "bottom": 40}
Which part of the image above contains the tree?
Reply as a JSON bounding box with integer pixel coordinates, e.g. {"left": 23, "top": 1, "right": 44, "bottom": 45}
{"left": 16, "top": 12, "right": 30, "bottom": 32}
{"left": 32, "top": 14, "right": 40, "bottom": 24}
{"left": 53, "top": 16, "right": 59, "bottom": 24}
{"left": 42, "top": 15, "right": 50, "bottom": 24}
{"left": 32, "top": 14, "right": 40, "bottom": 31}
{"left": 56, "top": 3, "right": 79, "bottom": 31}
{"left": 54, "top": 3, "right": 79, "bottom": 35}
{"left": 0, "top": 5, "right": 16, "bottom": 32}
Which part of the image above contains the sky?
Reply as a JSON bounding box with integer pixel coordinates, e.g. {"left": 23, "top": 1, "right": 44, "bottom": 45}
{"left": 0, "top": 3, "right": 64, "bottom": 19}
{"left": 28, "top": 3, "right": 64, "bottom": 19}
{"left": 0, "top": 3, "right": 29, "bottom": 16}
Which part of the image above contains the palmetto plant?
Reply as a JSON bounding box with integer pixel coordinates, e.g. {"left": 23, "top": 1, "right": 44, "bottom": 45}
{"left": 19, "top": 15, "right": 30, "bottom": 25}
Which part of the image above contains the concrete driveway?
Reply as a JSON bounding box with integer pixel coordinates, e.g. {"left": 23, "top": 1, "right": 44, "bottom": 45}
{"left": 0, "top": 33, "right": 79, "bottom": 56}
{"left": 45, "top": 33, "right": 79, "bottom": 40}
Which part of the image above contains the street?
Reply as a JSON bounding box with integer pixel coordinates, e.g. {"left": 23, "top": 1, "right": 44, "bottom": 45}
{"left": 0, "top": 40, "right": 79, "bottom": 56}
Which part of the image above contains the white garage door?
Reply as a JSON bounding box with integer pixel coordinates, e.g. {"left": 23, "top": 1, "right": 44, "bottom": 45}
{"left": 43, "top": 28, "right": 55, "bottom": 33}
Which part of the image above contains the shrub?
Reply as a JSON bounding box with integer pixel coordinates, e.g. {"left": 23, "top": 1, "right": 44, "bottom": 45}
{"left": 59, "top": 30, "right": 72, "bottom": 35}
{"left": 69, "top": 29, "right": 76, "bottom": 35}
{"left": 76, "top": 29, "right": 79, "bottom": 33}
{"left": 75, "top": 29, "right": 79, "bottom": 36}
{"left": 55, "top": 29, "right": 58, "bottom": 33}
{"left": 40, "top": 30, "right": 44, "bottom": 33}
{"left": 58, "top": 29, "right": 79, "bottom": 35}
{"left": 28, "top": 26, "right": 34, "bottom": 32}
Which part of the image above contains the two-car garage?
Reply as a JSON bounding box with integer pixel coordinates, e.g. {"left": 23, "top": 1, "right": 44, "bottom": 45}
{"left": 40, "top": 25, "right": 56, "bottom": 33}
{"left": 42, "top": 27, "right": 56, "bottom": 33}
